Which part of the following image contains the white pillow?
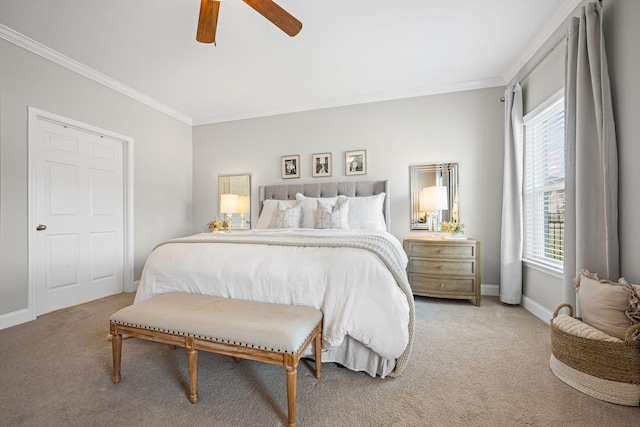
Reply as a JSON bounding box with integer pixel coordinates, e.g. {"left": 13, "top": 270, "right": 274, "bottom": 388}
{"left": 316, "top": 198, "right": 350, "bottom": 229}
{"left": 347, "top": 193, "right": 387, "bottom": 231}
{"left": 270, "top": 201, "right": 303, "bottom": 229}
{"left": 295, "top": 193, "right": 345, "bottom": 228}
{"left": 256, "top": 199, "right": 297, "bottom": 229}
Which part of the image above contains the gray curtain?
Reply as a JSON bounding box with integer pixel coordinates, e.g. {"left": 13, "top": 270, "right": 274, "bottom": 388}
{"left": 564, "top": 1, "right": 619, "bottom": 307}
{"left": 500, "top": 83, "right": 524, "bottom": 305}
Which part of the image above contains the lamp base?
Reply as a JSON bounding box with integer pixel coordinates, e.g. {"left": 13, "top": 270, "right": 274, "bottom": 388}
{"left": 427, "top": 211, "right": 440, "bottom": 231}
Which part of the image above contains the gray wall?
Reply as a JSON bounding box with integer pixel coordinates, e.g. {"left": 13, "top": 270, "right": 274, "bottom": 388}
{"left": 605, "top": 0, "right": 640, "bottom": 284}
{"left": 193, "top": 87, "right": 505, "bottom": 289}
{"left": 0, "top": 39, "right": 194, "bottom": 317}
{"left": 511, "top": 0, "right": 640, "bottom": 314}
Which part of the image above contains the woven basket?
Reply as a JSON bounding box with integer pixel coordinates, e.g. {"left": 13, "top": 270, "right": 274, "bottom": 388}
{"left": 550, "top": 303, "right": 640, "bottom": 405}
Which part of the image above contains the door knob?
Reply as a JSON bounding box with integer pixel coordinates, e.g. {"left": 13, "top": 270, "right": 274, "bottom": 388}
{"left": 36, "top": 224, "right": 47, "bottom": 231}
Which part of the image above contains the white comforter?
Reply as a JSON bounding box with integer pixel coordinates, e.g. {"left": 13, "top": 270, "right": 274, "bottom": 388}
{"left": 135, "top": 229, "right": 413, "bottom": 377}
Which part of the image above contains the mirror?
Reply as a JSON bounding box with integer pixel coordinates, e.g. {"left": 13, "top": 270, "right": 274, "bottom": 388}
{"left": 218, "top": 174, "right": 251, "bottom": 229}
{"left": 410, "top": 163, "right": 459, "bottom": 230}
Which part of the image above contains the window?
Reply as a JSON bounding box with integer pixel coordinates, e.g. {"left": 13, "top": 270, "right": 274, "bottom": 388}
{"left": 523, "top": 92, "right": 565, "bottom": 272}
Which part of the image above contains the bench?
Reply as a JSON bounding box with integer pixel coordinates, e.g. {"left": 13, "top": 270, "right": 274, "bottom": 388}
{"left": 109, "top": 292, "right": 323, "bottom": 427}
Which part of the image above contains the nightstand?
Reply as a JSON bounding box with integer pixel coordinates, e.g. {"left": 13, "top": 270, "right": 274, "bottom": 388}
{"left": 403, "top": 236, "right": 481, "bottom": 306}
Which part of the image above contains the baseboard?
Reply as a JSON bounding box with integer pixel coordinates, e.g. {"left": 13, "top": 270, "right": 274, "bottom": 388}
{"left": 521, "top": 295, "right": 553, "bottom": 325}
{"left": 125, "top": 280, "right": 140, "bottom": 293}
{"left": 481, "top": 283, "right": 499, "bottom": 296}
{"left": 0, "top": 307, "right": 36, "bottom": 330}
{"left": 2, "top": 280, "right": 139, "bottom": 330}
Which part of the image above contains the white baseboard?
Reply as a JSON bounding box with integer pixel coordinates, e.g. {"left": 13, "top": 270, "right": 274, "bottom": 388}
{"left": 126, "top": 280, "right": 140, "bottom": 293}
{"left": 1, "top": 280, "right": 139, "bottom": 330}
{"left": 0, "top": 307, "right": 36, "bottom": 330}
{"left": 481, "top": 283, "right": 499, "bottom": 296}
{"left": 480, "top": 284, "right": 553, "bottom": 325}
{"left": 521, "top": 295, "right": 553, "bottom": 325}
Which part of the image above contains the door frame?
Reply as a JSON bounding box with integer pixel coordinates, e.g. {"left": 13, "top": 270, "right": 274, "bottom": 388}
{"left": 27, "top": 106, "right": 134, "bottom": 318}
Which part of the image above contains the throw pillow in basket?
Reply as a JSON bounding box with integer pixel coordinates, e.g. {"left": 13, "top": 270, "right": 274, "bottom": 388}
{"left": 574, "top": 269, "right": 640, "bottom": 340}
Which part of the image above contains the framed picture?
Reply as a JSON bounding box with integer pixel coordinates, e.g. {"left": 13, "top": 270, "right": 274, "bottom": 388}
{"left": 281, "top": 155, "right": 300, "bottom": 179}
{"left": 345, "top": 150, "right": 366, "bottom": 176}
{"left": 312, "top": 153, "right": 332, "bottom": 178}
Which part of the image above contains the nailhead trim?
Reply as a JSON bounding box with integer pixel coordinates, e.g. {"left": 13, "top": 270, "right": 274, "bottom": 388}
{"left": 111, "top": 320, "right": 318, "bottom": 355}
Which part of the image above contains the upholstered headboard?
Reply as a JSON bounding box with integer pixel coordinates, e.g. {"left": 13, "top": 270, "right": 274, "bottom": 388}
{"left": 258, "top": 180, "right": 390, "bottom": 231}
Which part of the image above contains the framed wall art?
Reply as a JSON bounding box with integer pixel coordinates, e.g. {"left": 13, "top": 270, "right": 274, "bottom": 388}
{"left": 345, "top": 150, "right": 366, "bottom": 176}
{"left": 281, "top": 155, "right": 300, "bottom": 179}
{"left": 312, "top": 153, "right": 332, "bottom": 177}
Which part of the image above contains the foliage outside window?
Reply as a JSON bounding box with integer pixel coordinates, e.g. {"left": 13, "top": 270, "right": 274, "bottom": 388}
{"left": 524, "top": 93, "right": 565, "bottom": 271}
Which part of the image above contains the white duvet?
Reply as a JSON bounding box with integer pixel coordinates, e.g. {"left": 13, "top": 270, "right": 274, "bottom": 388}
{"left": 135, "top": 229, "right": 413, "bottom": 377}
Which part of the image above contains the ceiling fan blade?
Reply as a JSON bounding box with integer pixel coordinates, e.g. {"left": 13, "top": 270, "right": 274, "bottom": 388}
{"left": 196, "top": 0, "right": 221, "bottom": 44}
{"left": 242, "top": 0, "right": 302, "bottom": 37}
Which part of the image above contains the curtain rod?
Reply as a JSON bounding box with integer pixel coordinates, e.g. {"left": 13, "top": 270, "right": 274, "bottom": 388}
{"left": 519, "top": 35, "right": 566, "bottom": 83}
{"left": 500, "top": 35, "right": 566, "bottom": 102}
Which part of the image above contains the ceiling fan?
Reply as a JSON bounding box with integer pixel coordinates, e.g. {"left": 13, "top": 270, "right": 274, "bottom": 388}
{"left": 196, "top": 0, "right": 302, "bottom": 44}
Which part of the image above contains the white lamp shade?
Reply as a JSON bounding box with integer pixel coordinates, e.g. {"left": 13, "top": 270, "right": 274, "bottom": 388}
{"left": 220, "top": 193, "right": 239, "bottom": 214}
{"left": 237, "top": 196, "right": 250, "bottom": 214}
{"left": 420, "top": 186, "right": 448, "bottom": 211}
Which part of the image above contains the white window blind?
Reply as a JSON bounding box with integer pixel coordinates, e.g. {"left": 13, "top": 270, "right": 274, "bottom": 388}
{"left": 524, "top": 94, "right": 565, "bottom": 270}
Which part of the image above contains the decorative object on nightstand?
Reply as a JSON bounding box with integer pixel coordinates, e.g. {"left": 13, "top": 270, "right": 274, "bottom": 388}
{"left": 440, "top": 221, "right": 465, "bottom": 238}
{"left": 220, "top": 193, "right": 239, "bottom": 230}
{"left": 207, "top": 218, "right": 229, "bottom": 232}
{"left": 403, "top": 236, "right": 481, "bottom": 306}
{"left": 419, "top": 186, "right": 448, "bottom": 231}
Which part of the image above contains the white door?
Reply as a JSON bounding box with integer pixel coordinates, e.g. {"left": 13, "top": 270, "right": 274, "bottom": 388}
{"left": 34, "top": 118, "right": 124, "bottom": 315}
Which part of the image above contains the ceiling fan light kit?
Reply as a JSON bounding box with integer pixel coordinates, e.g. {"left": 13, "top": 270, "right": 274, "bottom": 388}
{"left": 196, "top": 0, "right": 302, "bottom": 45}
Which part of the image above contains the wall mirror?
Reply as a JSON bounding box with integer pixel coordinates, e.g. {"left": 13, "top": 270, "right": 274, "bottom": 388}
{"left": 410, "top": 163, "right": 459, "bottom": 230}
{"left": 218, "top": 174, "right": 251, "bottom": 229}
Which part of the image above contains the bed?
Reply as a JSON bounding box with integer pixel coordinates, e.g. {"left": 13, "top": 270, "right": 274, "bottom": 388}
{"left": 134, "top": 180, "right": 414, "bottom": 378}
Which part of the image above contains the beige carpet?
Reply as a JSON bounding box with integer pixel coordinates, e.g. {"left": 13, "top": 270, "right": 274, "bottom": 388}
{"left": 0, "top": 293, "right": 638, "bottom": 426}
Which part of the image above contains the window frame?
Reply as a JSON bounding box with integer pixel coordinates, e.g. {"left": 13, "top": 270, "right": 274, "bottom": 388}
{"left": 522, "top": 89, "right": 565, "bottom": 278}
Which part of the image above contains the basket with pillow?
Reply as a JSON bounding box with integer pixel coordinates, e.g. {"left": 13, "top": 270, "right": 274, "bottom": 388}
{"left": 550, "top": 269, "right": 640, "bottom": 406}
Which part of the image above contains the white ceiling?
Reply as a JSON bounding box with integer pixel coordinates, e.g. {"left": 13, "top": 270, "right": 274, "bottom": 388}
{"left": 0, "top": 0, "right": 581, "bottom": 125}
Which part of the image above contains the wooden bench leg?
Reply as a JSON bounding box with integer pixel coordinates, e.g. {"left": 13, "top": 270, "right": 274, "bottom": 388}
{"left": 284, "top": 354, "right": 298, "bottom": 427}
{"left": 314, "top": 331, "right": 322, "bottom": 379}
{"left": 186, "top": 337, "right": 198, "bottom": 404}
{"left": 110, "top": 323, "right": 122, "bottom": 384}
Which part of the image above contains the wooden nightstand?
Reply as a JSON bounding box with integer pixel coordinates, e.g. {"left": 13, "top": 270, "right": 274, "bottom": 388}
{"left": 403, "top": 236, "right": 481, "bottom": 306}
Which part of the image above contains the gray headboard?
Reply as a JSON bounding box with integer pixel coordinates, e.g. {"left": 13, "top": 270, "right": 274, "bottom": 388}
{"left": 258, "top": 180, "right": 390, "bottom": 231}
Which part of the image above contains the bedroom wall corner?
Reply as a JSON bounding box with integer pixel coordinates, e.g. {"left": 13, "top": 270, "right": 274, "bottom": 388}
{"left": 604, "top": 0, "right": 640, "bottom": 286}
{"left": 512, "top": 0, "right": 640, "bottom": 321}
{"left": 0, "top": 38, "right": 193, "bottom": 325}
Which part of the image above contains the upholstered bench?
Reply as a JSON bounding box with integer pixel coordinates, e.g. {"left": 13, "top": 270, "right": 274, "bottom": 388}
{"left": 109, "top": 292, "right": 323, "bottom": 427}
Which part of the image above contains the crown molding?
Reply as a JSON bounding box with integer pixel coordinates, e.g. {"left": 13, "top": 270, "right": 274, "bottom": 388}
{"left": 0, "top": 24, "right": 192, "bottom": 125}
{"left": 193, "top": 77, "right": 506, "bottom": 125}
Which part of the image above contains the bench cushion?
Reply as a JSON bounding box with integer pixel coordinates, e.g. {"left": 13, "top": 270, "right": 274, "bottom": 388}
{"left": 110, "top": 293, "right": 323, "bottom": 354}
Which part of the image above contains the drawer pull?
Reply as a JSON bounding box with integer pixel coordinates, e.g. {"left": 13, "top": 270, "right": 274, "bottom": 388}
{"left": 439, "top": 249, "right": 445, "bottom": 253}
{"left": 438, "top": 265, "right": 444, "bottom": 270}
{"left": 440, "top": 283, "right": 445, "bottom": 288}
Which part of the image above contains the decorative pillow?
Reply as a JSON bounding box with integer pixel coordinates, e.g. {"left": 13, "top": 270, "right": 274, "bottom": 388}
{"left": 295, "top": 193, "right": 345, "bottom": 228}
{"left": 316, "top": 198, "right": 350, "bottom": 229}
{"left": 347, "top": 192, "right": 387, "bottom": 231}
{"left": 552, "top": 314, "right": 621, "bottom": 343}
{"left": 255, "top": 199, "right": 297, "bottom": 229}
{"left": 574, "top": 269, "right": 640, "bottom": 340}
{"left": 269, "top": 202, "right": 302, "bottom": 229}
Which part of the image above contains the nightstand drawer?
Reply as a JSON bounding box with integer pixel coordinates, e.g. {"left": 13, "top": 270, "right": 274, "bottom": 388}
{"left": 408, "top": 274, "right": 475, "bottom": 294}
{"left": 405, "top": 241, "right": 475, "bottom": 259}
{"left": 408, "top": 258, "right": 476, "bottom": 276}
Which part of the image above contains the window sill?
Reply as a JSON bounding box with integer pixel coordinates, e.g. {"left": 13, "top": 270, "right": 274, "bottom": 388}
{"left": 523, "top": 259, "right": 563, "bottom": 279}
